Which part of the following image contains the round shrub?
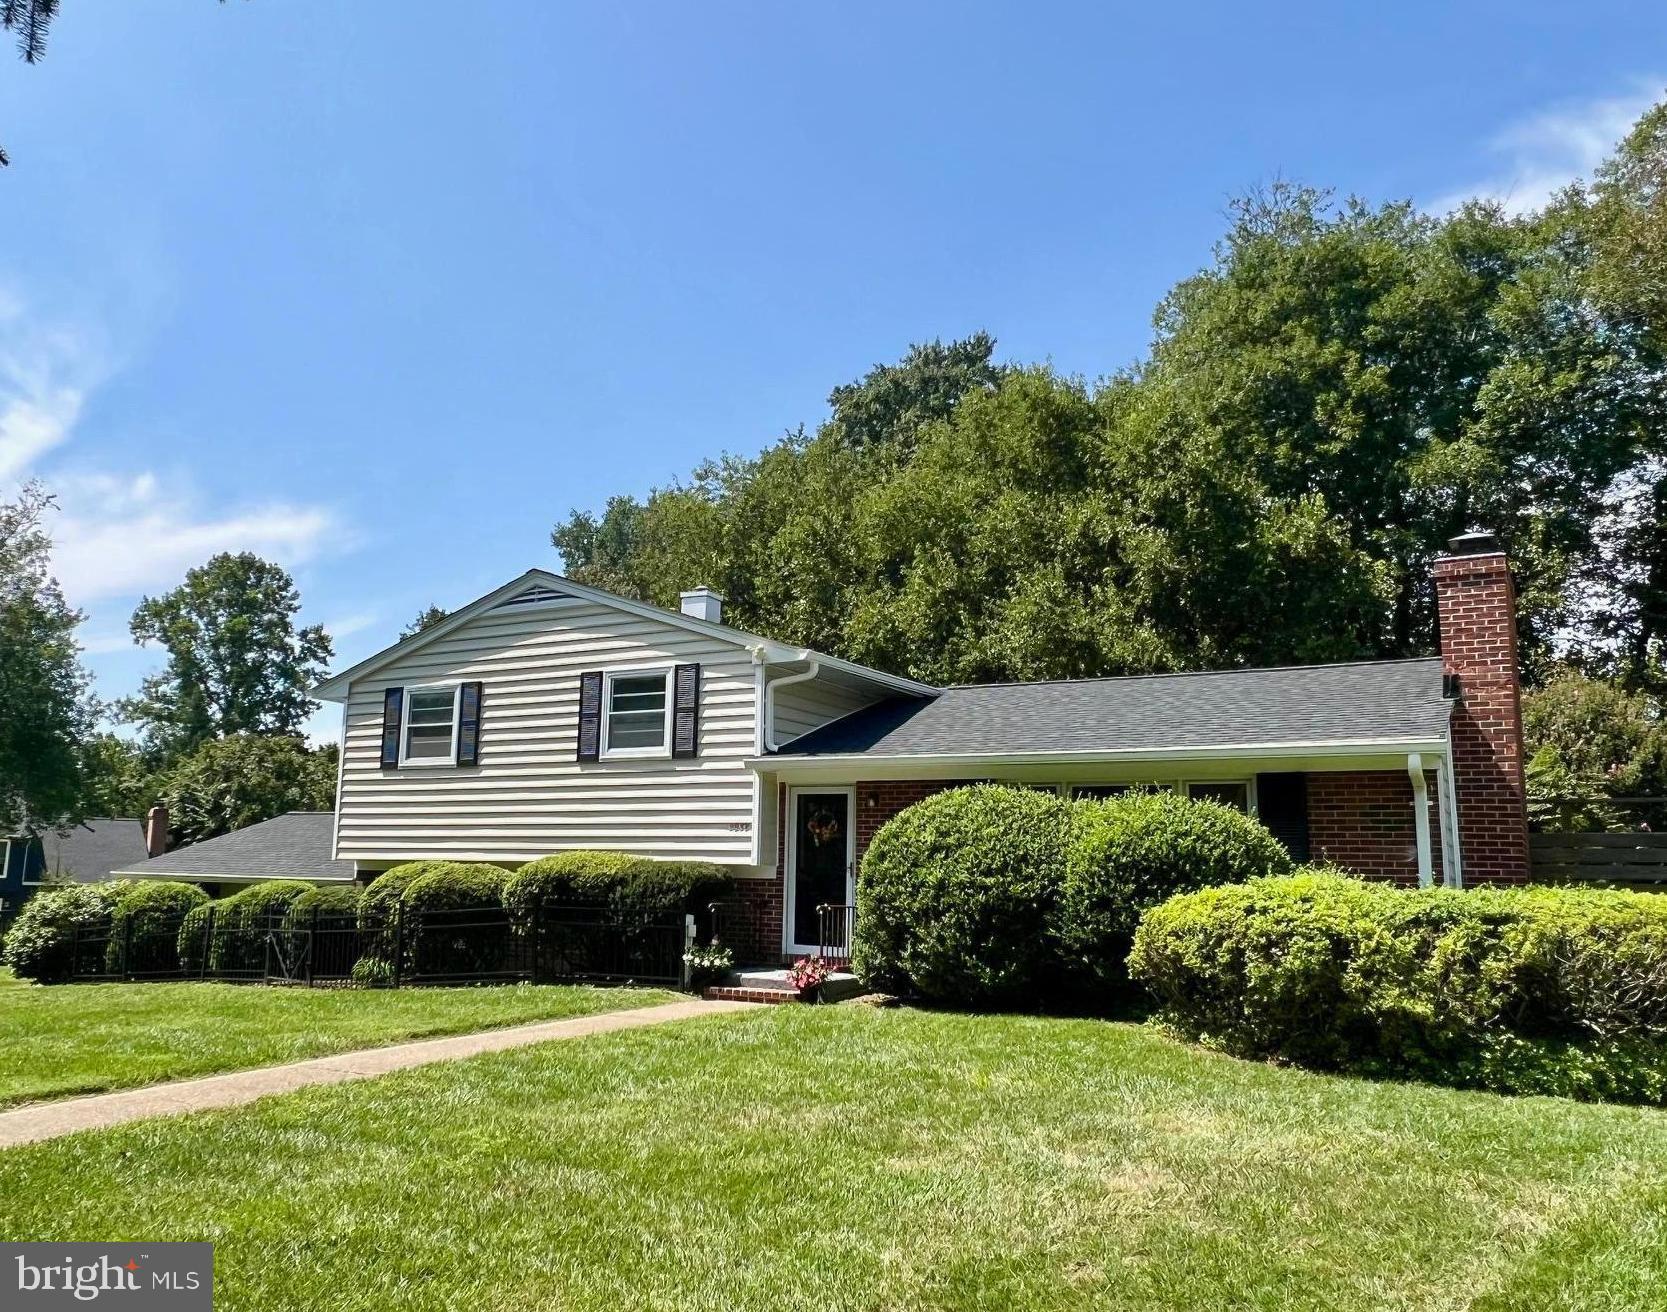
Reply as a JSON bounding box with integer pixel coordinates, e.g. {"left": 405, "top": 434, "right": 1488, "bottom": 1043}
{"left": 206, "top": 880, "right": 313, "bottom": 975}
{"left": 176, "top": 899, "right": 220, "bottom": 975}
{"left": 401, "top": 862, "right": 512, "bottom": 980}
{"left": 1056, "top": 791, "right": 1292, "bottom": 987}
{"left": 105, "top": 880, "right": 208, "bottom": 976}
{"left": 504, "top": 851, "right": 735, "bottom": 929}
{"left": 356, "top": 862, "right": 435, "bottom": 939}
{"left": 1128, "top": 872, "right": 1667, "bottom": 1104}
{"left": 280, "top": 883, "right": 364, "bottom": 933}
{"left": 1, "top": 881, "right": 132, "bottom": 983}
{"left": 852, "top": 784, "right": 1072, "bottom": 1006}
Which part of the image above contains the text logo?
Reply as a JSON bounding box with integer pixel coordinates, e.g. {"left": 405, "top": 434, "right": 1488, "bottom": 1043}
{"left": 2, "top": 1243, "right": 212, "bottom": 1309}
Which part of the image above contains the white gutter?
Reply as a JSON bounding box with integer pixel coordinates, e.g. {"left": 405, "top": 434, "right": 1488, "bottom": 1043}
{"left": 763, "top": 654, "right": 821, "bottom": 752}
{"left": 1408, "top": 752, "right": 1434, "bottom": 888}
{"left": 746, "top": 735, "right": 1450, "bottom": 771}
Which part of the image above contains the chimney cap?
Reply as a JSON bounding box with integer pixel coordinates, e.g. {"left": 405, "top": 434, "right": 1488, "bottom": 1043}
{"left": 678, "top": 587, "right": 725, "bottom": 623}
{"left": 1443, "top": 529, "right": 1502, "bottom": 557}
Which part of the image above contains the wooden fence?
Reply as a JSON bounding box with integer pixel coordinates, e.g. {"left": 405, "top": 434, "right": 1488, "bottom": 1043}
{"left": 1529, "top": 832, "right": 1667, "bottom": 888}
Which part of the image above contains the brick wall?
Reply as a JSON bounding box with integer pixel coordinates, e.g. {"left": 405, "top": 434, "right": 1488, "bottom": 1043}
{"left": 854, "top": 780, "right": 972, "bottom": 869}
{"left": 1433, "top": 538, "right": 1531, "bottom": 883}
{"left": 1308, "top": 770, "right": 1444, "bottom": 884}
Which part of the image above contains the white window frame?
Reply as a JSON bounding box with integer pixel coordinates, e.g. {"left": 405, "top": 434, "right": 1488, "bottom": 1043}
{"left": 601, "top": 666, "right": 675, "bottom": 760}
{"left": 399, "top": 682, "right": 462, "bottom": 768}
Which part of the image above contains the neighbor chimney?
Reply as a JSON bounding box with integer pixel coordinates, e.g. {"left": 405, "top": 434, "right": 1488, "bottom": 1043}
{"left": 144, "top": 803, "right": 169, "bottom": 858}
{"left": 1432, "top": 531, "right": 1530, "bottom": 883}
{"left": 679, "top": 587, "right": 724, "bottom": 624}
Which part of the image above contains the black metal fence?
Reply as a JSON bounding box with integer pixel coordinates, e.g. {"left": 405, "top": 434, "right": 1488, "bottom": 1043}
{"left": 67, "top": 899, "right": 695, "bottom": 989}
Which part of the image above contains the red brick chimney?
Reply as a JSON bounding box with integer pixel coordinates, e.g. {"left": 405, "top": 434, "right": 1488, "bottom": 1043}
{"left": 1432, "top": 531, "right": 1530, "bottom": 884}
{"left": 144, "top": 803, "right": 169, "bottom": 858}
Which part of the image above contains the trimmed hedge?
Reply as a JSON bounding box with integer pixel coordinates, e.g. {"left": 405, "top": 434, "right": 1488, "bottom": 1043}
{"left": 503, "top": 851, "right": 734, "bottom": 930}
{"left": 105, "top": 881, "right": 209, "bottom": 976}
{"left": 401, "top": 862, "right": 513, "bottom": 979}
{"left": 1058, "top": 791, "right": 1292, "bottom": 987}
{"left": 1, "top": 882, "right": 133, "bottom": 983}
{"left": 1128, "top": 872, "right": 1667, "bottom": 1104}
{"left": 176, "top": 900, "right": 219, "bottom": 975}
{"left": 203, "top": 881, "right": 313, "bottom": 974}
{"left": 280, "top": 883, "right": 364, "bottom": 933}
{"left": 853, "top": 785, "right": 1073, "bottom": 1005}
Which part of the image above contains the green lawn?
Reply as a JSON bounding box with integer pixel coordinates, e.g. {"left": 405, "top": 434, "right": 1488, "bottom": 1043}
{"left": 0, "top": 979, "right": 678, "bottom": 1106}
{"left": 3, "top": 1006, "right": 1666, "bottom": 1310}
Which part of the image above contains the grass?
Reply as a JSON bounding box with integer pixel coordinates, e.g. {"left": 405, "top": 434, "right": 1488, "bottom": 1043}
{"left": 0, "top": 979, "right": 678, "bottom": 1106}
{"left": 3, "top": 1005, "right": 1667, "bottom": 1310}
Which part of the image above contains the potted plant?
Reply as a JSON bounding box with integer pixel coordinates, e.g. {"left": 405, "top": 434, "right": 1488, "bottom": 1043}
{"left": 788, "top": 954, "right": 831, "bottom": 1002}
{"left": 683, "top": 941, "right": 733, "bottom": 992}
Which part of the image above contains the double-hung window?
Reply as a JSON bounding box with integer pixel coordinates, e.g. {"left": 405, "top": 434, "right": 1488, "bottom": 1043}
{"left": 402, "top": 685, "right": 460, "bottom": 765}
{"left": 603, "top": 669, "right": 672, "bottom": 757}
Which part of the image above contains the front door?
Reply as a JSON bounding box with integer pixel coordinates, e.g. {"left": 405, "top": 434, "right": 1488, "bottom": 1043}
{"left": 786, "top": 788, "right": 853, "bottom": 955}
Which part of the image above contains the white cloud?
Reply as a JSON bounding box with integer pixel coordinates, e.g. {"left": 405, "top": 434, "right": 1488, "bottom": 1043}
{"left": 1431, "top": 80, "right": 1663, "bottom": 216}
{"left": 319, "top": 610, "right": 380, "bottom": 641}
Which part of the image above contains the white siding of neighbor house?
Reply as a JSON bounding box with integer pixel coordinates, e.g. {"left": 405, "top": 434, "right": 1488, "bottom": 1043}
{"left": 772, "top": 675, "right": 882, "bottom": 746}
{"left": 336, "top": 599, "right": 763, "bottom": 868}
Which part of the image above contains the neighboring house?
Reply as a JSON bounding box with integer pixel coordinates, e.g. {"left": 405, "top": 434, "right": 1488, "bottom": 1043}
{"left": 306, "top": 532, "right": 1531, "bottom": 963}
{"left": 111, "top": 812, "right": 354, "bottom": 896}
{"left": 0, "top": 817, "right": 157, "bottom": 923}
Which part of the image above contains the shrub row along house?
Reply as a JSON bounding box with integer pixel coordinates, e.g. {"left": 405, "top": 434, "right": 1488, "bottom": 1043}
{"left": 118, "top": 532, "right": 1529, "bottom": 965}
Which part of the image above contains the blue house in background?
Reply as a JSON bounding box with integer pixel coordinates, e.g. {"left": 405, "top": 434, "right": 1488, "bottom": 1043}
{"left": 0, "top": 819, "right": 153, "bottom": 924}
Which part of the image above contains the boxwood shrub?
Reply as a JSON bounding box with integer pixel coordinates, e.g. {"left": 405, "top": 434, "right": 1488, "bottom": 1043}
{"left": 400, "top": 862, "right": 513, "bottom": 979}
{"left": 104, "top": 880, "right": 209, "bottom": 976}
{"left": 203, "top": 880, "right": 313, "bottom": 974}
{"left": 176, "top": 899, "right": 219, "bottom": 975}
{"left": 1, "top": 881, "right": 133, "bottom": 983}
{"left": 504, "top": 851, "right": 735, "bottom": 928}
{"left": 852, "top": 785, "right": 1073, "bottom": 1006}
{"left": 1057, "top": 790, "right": 1292, "bottom": 987}
{"left": 1128, "top": 872, "right": 1667, "bottom": 1104}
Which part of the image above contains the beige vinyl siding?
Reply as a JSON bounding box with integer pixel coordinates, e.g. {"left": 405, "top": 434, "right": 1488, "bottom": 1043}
{"left": 336, "top": 599, "right": 761, "bottom": 867}
{"left": 772, "top": 675, "right": 882, "bottom": 746}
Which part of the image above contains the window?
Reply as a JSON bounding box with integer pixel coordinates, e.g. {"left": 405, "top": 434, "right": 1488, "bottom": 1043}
{"left": 402, "top": 685, "right": 460, "bottom": 765}
{"left": 603, "top": 669, "right": 672, "bottom": 757}
{"left": 1187, "top": 781, "right": 1250, "bottom": 813}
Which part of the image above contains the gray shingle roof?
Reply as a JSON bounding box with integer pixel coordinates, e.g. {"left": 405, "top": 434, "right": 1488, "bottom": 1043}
{"left": 29, "top": 820, "right": 150, "bottom": 883}
{"left": 116, "top": 812, "right": 353, "bottom": 883}
{"left": 774, "top": 657, "right": 1451, "bottom": 758}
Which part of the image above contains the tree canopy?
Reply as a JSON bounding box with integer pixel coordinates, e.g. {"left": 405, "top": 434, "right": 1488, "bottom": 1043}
{"left": 0, "top": 482, "right": 93, "bottom": 833}
{"left": 552, "top": 107, "right": 1667, "bottom": 693}
{"left": 122, "top": 552, "right": 333, "bottom": 760}
{"left": 160, "top": 733, "right": 338, "bottom": 848}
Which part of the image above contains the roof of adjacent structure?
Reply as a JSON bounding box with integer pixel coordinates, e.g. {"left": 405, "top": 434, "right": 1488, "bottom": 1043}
{"left": 113, "top": 812, "right": 354, "bottom": 883}
{"left": 18, "top": 819, "right": 150, "bottom": 883}
{"left": 770, "top": 657, "right": 1452, "bottom": 759}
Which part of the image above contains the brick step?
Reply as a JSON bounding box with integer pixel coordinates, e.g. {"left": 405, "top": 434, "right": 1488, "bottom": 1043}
{"left": 702, "top": 985, "right": 802, "bottom": 1005}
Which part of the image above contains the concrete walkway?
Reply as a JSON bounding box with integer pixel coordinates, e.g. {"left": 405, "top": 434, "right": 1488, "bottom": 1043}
{"left": 0, "top": 997, "right": 755, "bottom": 1149}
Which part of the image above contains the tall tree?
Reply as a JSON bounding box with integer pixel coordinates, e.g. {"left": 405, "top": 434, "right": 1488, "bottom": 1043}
{"left": 77, "top": 732, "right": 156, "bottom": 819}
{"left": 123, "top": 553, "right": 333, "bottom": 759}
{"left": 0, "top": 481, "right": 93, "bottom": 833}
{"left": 401, "top": 604, "right": 450, "bottom": 638}
{"left": 159, "top": 733, "right": 338, "bottom": 847}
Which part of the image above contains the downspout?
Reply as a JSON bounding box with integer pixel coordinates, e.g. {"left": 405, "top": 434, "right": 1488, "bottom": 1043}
{"left": 1438, "top": 745, "right": 1464, "bottom": 889}
{"left": 763, "top": 653, "right": 821, "bottom": 753}
{"left": 1407, "top": 752, "right": 1434, "bottom": 889}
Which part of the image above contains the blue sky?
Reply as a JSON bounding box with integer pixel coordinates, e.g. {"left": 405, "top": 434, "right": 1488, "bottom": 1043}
{"left": 0, "top": 1, "right": 1662, "bottom": 742}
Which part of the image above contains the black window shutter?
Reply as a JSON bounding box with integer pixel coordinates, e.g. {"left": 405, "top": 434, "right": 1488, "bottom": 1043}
{"left": 1254, "top": 772, "right": 1309, "bottom": 863}
{"left": 457, "top": 681, "right": 484, "bottom": 767}
{"left": 576, "top": 671, "right": 604, "bottom": 762}
{"left": 380, "top": 687, "right": 404, "bottom": 768}
{"left": 671, "top": 663, "right": 701, "bottom": 759}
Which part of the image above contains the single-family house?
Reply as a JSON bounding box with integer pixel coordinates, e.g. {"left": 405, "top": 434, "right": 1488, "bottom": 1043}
{"left": 0, "top": 816, "right": 158, "bottom": 925}
{"left": 306, "top": 531, "right": 1530, "bottom": 963}
{"left": 111, "top": 811, "right": 355, "bottom": 896}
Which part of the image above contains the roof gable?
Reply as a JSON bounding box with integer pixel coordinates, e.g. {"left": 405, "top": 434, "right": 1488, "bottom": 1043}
{"left": 312, "top": 569, "right": 937, "bottom": 701}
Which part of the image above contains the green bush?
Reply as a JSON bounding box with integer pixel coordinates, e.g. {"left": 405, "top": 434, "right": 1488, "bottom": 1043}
{"left": 852, "top": 785, "right": 1072, "bottom": 1006}
{"left": 1128, "top": 872, "right": 1667, "bottom": 1103}
{"left": 1, "top": 881, "right": 132, "bottom": 983}
{"left": 401, "top": 862, "right": 512, "bottom": 979}
{"left": 176, "top": 899, "right": 219, "bottom": 975}
{"left": 204, "top": 881, "right": 313, "bottom": 974}
{"left": 356, "top": 863, "right": 435, "bottom": 940}
{"left": 279, "top": 883, "right": 363, "bottom": 933}
{"left": 504, "top": 851, "right": 734, "bottom": 929}
{"left": 104, "top": 881, "right": 208, "bottom": 976}
{"left": 1057, "top": 791, "right": 1292, "bottom": 987}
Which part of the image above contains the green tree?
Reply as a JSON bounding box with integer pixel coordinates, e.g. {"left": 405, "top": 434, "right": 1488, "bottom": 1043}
{"left": 401, "top": 605, "right": 450, "bottom": 638}
{"left": 159, "top": 732, "right": 338, "bottom": 847}
{"left": 78, "top": 732, "right": 156, "bottom": 819}
{"left": 0, "top": 482, "right": 93, "bottom": 834}
{"left": 1523, "top": 669, "right": 1667, "bottom": 832}
{"left": 123, "top": 553, "right": 332, "bottom": 759}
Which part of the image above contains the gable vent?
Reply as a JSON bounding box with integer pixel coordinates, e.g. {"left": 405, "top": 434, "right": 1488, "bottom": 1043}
{"left": 493, "top": 583, "right": 569, "bottom": 610}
